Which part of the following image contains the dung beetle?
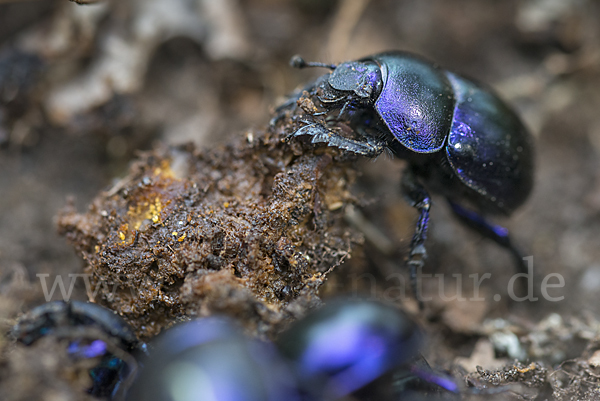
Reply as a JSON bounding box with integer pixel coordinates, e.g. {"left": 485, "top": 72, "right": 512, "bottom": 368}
{"left": 279, "top": 51, "right": 534, "bottom": 302}
{"left": 275, "top": 299, "right": 520, "bottom": 400}
{"left": 276, "top": 299, "right": 427, "bottom": 399}
{"left": 124, "top": 317, "right": 302, "bottom": 401}
{"left": 11, "top": 300, "right": 139, "bottom": 349}
{"left": 11, "top": 300, "right": 142, "bottom": 399}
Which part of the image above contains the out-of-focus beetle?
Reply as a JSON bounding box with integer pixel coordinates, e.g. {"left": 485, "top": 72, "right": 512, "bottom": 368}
{"left": 278, "top": 51, "right": 534, "bottom": 303}
{"left": 11, "top": 300, "right": 142, "bottom": 399}
{"left": 124, "top": 317, "right": 302, "bottom": 401}
{"left": 274, "top": 299, "right": 520, "bottom": 400}
{"left": 276, "top": 299, "right": 427, "bottom": 399}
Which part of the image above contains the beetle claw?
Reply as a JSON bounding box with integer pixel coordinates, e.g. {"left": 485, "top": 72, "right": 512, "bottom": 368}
{"left": 291, "top": 122, "right": 386, "bottom": 157}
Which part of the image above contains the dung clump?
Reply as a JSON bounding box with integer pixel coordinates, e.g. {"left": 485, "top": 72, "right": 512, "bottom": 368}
{"left": 58, "top": 129, "right": 361, "bottom": 339}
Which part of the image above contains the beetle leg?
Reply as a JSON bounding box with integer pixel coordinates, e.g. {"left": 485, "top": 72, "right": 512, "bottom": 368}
{"left": 291, "top": 122, "right": 386, "bottom": 157}
{"left": 447, "top": 201, "right": 527, "bottom": 275}
{"left": 337, "top": 99, "right": 351, "bottom": 119}
{"left": 401, "top": 170, "right": 431, "bottom": 309}
{"left": 335, "top": 95, "right": 359, "bottom": 121}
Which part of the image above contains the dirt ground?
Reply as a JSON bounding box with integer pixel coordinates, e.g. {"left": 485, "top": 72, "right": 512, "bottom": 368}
{"left": 1, "top": 0, "right": 600, "bottom": 400}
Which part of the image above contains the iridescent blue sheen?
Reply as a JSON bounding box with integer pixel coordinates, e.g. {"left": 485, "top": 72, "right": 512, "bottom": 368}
{"left": 410, "top": 365, "right": 459, "bottom": 393}
{"left": 445, "top": 72, "right": 534, "bottom": 212}
{"left": 449, "top": 201, "right": 510, "bottom": 239}
{"left": 89, "top": 355, "right": 130, "bottom": 398}
{"left": 68, "top": 339, "right": 107, "bottom": 358}
{"left": 125, "top": 318, "right": 301, "bottom": 401}
{"left": 371, "top": 52, "right": 455, "bottom": 153}
{"left": 276, "top": 299, "right": 421, "bottom": 399}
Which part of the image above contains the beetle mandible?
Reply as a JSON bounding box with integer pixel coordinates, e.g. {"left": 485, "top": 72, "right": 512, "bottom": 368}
{"left": 278, "top": 51, "right": 534, "bottom": 303}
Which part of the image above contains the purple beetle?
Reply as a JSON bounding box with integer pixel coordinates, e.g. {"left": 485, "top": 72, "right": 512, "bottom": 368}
{"left": 276, "top": 299, "right": 424, "bottom": 399}
{"left": 124, "top": 318, "right": 302, "bottom": 401}
{"left": 279, "top": 51, "right": 534, "bottom": 304}
{"left": 11, "top": 301, "right": 142, "bottom": 398}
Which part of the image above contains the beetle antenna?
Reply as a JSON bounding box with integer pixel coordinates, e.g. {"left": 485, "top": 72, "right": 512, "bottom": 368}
{"left": 290, "top": 55, "right": 336, "bottom": 70}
